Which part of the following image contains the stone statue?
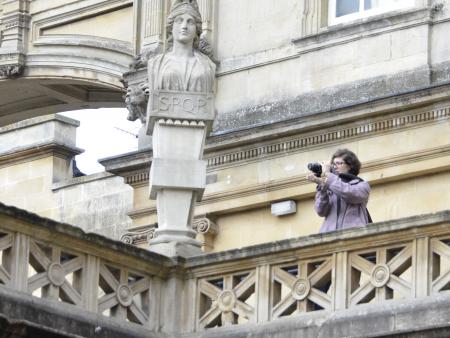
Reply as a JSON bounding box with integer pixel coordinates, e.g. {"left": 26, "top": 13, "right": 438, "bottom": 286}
{"left": 145, "top": 0, "right": 217, "bottom": 257}
{"left": 147, "top": 0, "right": 215, "bottom": 94}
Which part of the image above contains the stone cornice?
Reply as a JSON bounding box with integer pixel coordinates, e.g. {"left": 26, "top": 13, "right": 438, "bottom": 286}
{"left": 201, "top": 145, "right": 450, "bottom": 205}
{"left": 128, "top": 144, "right": 450, "bottom": 218}
{"left": 0, "top": 141, "right": 83, "bottom": 168}
{"left": 0, "top": 114, "right": 79, "bottom": 134}
{"left": 206, "top": 105, "right": 449, "bottom": 170}
{"left": 183, "top": 210, "right": 450, "bottom": 272}
{"left": 104, "top": 102, "right": 450, "bottom": 186}
{"left": 293, "top": 7, "right": 432, "bottom": 54}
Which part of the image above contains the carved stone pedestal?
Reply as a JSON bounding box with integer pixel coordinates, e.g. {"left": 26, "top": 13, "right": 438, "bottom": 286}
{"left": 148, "top": 117, "right": 210, "bottom": 256}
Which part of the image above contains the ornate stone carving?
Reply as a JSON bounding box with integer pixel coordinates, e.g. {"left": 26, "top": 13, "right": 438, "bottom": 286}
{"left": 217, "top": 290, "right": 236, "bottom": 313}
{"left": 116, "top": 284, "right": 134, "bottom": 307}
{"left": 145, "top": 0, "right": 216, "bottom": 127}
{"left": 291, "top": 278, "right": 311, "bottom": 301}
{"left": 0, "top": 1, "right": 31, "bottom": 53}
{"left": 0, "top": 65, "right": 23, "bottom": 79}
{"left": 192, "top": 217, "right": 218, "bottom": 235}
{"left": 47, "top": 262, "right": 66, "bottom": 287}
{"left": 125, "top": 84, "right": 148, "bottom": 124}
{"left": 370, "top": 264, "right": 390, "bottom": 288}
{"left": 120, "top": 227, "right": 156, "bottom": 245}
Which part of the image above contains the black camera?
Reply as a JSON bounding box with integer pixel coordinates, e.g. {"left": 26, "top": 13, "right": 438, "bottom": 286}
{"left": 307, "top": 162, "right": 322, "bottom": 177}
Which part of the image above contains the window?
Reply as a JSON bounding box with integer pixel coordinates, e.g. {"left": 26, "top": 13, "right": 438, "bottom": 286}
{"left": 329, "top": 0, "right": 416, "bottom": 25}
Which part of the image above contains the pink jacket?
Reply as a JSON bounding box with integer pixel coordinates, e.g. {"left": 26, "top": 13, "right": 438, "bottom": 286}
{"left": 315, "top": 173, "right": 371, "bottom": 233}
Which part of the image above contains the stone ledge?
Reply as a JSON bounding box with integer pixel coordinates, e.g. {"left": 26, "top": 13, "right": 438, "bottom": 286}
{"left": 52, "top": 171, "right": 115, "bottom": 191}
{"left": 212, "top": 66, "right": 433, "bottom": 134}
{"left": 182, "top": 292, "right": 450, "bottom": 338}
{"left": 184, "top": 210, "right": 450, "bottom": 268}
{"left": 0, "top": 202, "right": 175, "bottom": 268}
{"left": 293, "top": 6, "right": 431, "bottom": 51}
{"left": 0, "top": 113, "right": 79, "bottom": 134}
{"left": 0, "top": 287, "right": 160, "bottom": 338}
{"left": 0, "top": 141, "right": 84, "bottom": 169}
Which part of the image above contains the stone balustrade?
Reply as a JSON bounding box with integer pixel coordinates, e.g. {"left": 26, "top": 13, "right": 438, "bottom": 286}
{"left": 0, "top": 201, "right": 449, "bottom": 336}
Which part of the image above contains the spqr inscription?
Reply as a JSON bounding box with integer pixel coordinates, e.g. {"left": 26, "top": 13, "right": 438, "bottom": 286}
{"left": 152, "top": 91, "right": 213, "bottom": 116}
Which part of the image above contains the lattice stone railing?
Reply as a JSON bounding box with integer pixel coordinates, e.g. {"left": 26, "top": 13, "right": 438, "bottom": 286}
{"left": 0, "top": 205, "right": 170, "bottom": 331}
{"left": 189, "top": 212, "right": 450, "bottom": 331}
{"left": 0, "top": 203, "right": 449, "bottom": 335}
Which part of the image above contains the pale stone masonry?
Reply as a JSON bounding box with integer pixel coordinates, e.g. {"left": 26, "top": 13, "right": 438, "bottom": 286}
{"left": 0, "top": 1, "right": 449, "bottom": 336}
{"left": 0, "top": 0, "right": 449, "bottom": 253}
{"left": 0, "top": 115, "right": 133, "bottom": 238}
{"left": 0, "top": 202, "right": 449, "bottom": 336}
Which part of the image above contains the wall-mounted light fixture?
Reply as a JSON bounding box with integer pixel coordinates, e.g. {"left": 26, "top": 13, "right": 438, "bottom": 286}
{"left": 271, "top": 200, "right": 297, "bottom": 216}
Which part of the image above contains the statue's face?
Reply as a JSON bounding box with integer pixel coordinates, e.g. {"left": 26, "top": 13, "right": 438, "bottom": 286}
{"left": 172, "top": 13, "right": 197, "bottom": 45}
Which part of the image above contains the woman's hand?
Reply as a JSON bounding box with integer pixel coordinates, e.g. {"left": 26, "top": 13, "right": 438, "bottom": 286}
{"left": 307, "top": 173, "right": 323, "bottom": 185}
{"left": 322, "top": 160, "right": 332, "bottom": 175}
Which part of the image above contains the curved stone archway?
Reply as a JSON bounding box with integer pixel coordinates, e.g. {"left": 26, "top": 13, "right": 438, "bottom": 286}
{"left": 0, "top": 0, "right": 137, "bottom": 126}
{"left": 0, "top": 78, "right": 126, "bottom": 126}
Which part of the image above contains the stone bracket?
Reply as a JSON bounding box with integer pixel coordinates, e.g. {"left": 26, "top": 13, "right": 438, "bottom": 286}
{"left": 0, "top": 52, "right": 26, "bottom": 79}
{"left": 149, "top": 158, "right": 206, "bottom": 200}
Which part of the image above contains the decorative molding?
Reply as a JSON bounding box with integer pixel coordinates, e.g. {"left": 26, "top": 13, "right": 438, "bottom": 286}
{"left": 33, "top": 35, "right": 134, "bottom": 55}
{"left": 31, "top": 0, "right": 133, "bottom": 42}
{"left": 200, "top": 144, "right": 450, "bottom": 206}
{"left": 122, "top": 105, "right": 449, "bottom": 186}
{"left": 192, "top": 217, "right": 219, "bottom": 236}
{"left": 126, "top": 171, "right": 149, "bottom": 186}
{"left": 0, "top": 9, "right": 31, "bottom": 53}
{"left": 0, "top": 1, "right": 30, "bottom": 74}
{"left": 120, "top": 226, "right": 156, "bottom": 245}
{"left": 120, "top": 218, "right": 218, "bottom": 246}
{"left": 0, "top": 141, "right": 84, "bottom": 169}
{"left": 128, "top": 143, "right": 450, "bottom": 219}
{"left": 293, "top": 6, "right": 431, "bottom": 52}
{"left": 205, "top": 106, "right": 450, "bottom": 169}
{"left": 0, "top": 64, "right": 23, "bottom": 78}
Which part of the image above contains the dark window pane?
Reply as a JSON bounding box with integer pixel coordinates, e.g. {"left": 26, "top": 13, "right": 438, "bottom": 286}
{"left": 336, "top": 0, "right": 359, "bottom": 17}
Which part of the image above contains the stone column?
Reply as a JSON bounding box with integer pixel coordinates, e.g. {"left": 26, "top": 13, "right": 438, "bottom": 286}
{"left": 299, "top": 0, "right": 325, "bottom": 38}
{"left": 198, "top": 0, "right": 215, "bottom": 45}
{"left": 140, "top": 0, "right": 165, "bottom": 52}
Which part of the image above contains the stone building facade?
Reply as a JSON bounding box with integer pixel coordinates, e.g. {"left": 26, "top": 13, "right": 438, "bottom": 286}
{"left": 0, "top": 0, "right": 449, "bottom": 252}
{"left": 0, "top": 0, "right": 449, "bottom": 336}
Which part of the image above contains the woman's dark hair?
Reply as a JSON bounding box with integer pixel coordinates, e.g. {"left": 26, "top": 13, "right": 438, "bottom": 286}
{"left": 331, "top": 149, "right": 361, "bottom": 175}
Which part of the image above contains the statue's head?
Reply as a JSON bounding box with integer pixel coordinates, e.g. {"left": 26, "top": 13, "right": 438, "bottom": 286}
{"left": 166, "top": 0, "right": 202, "bottom": 50}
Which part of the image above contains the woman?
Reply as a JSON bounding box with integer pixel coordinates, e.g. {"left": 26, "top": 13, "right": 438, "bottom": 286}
{"left": 307, "top": 149, "right": 371, "bottom": 233}
{"left": 147, "top": 0, "right": 215, "bottom": 93}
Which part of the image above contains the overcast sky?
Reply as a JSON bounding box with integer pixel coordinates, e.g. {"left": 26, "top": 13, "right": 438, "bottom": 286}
{"left": 60, "top": 108, "right": 141, "bottom": 174}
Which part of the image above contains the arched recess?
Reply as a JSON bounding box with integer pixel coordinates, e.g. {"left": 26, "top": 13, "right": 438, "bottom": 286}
{"left": 0, "top": 78, "right": 126, "bottom": 127}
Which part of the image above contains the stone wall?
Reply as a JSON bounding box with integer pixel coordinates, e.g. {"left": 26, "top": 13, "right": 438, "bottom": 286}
{"left": 0, "top": 114, "right": 133, "bottom": 238}
{"left": 0, "top": 0, "right": 449, "bottom": 252}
